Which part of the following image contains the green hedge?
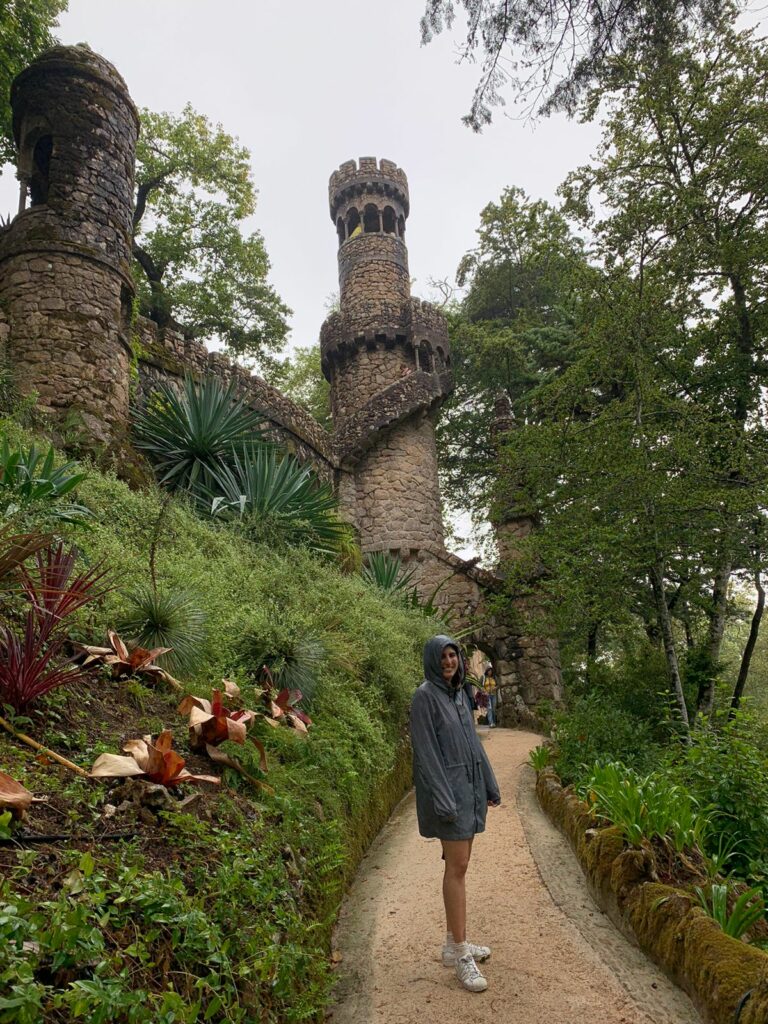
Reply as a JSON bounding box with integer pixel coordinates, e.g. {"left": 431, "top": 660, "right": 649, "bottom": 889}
{"left": 0, "top": 434, "right": 435, "bottom": 1022}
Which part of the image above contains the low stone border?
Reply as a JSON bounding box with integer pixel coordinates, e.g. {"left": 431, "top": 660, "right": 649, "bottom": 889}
{"left": 536, "top": 768, "right": 768, "bottom": 1024}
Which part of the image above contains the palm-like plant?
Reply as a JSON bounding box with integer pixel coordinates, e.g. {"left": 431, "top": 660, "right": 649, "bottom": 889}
{"left": 361, "top": 550, "right": 417, "bottom": 593}
{"left": 207, "top": 444, "right": 346, "bottom": 555}
{"left": 132, "top": 375, "right": 263, "bottom": 493}
{"left": 119, "top": 586, "right": 206, "bottom": 674}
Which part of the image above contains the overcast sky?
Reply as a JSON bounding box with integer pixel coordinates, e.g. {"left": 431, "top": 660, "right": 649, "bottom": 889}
{"left": 0, "top": 0, "right": 603, "bottom": 349}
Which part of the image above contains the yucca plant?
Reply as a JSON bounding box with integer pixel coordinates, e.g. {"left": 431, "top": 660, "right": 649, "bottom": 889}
{"left": 0, "top": 440, "right": 91, "bottom": 523}
{"left": 361, "top": 550, "right": 417, "bottom": 593}
{"left": 119, "top": 586, "right": 206, "bottom": 674}
{"left": 132, "top": 375, "right": 263, "bottom": 494}
{"left": 207, "top": 443, "right": 346, "bottom": 555}
{"left": 694, "top": 883, "right": 766, "bottom": 939}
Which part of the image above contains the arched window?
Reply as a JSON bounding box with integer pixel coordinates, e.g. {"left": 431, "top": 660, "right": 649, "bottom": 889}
{"left": 418, "top": 342, "right": 432, "bottom": 372}
{"left": 363, "top": 203, "right": 380, "bottom": 233}
{"left": 435, "top": 346, "right": 445, "bottom": 369}
{"left": 346, "top": 207, "right": 361, "bottom": 238}
{"left": 336, "top": 217, "right": 345, "bottom": 244}
{"left": 382, "top": 206, "right": 396, "bottom": 234}
{"left": 29, "top": 134, "right": 52, "bottom": 206}
{"left": 397, "top": 215, "right": 405, "bottom": 238}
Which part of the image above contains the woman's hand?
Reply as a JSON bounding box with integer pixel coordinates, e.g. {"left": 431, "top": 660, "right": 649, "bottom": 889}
{"left": 487, "top": 799, "right": 501, "bottom": 808}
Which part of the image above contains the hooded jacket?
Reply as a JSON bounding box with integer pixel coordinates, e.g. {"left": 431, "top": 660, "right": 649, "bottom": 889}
{"left": 410, "top": 635, "right": 501, "bottom": 841}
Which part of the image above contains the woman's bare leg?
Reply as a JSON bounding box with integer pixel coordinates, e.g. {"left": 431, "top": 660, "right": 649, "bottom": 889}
{"left": 441, "top": 839, "right": 473, "bottom": 942}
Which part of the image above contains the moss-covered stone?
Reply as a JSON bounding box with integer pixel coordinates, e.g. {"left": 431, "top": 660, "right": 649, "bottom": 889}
{"left": 536, "top": 769, "right": 768, "bottom": 1024}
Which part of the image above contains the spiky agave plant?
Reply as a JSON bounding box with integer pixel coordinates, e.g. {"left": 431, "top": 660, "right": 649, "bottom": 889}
{"left": 132, "top": 374, "right": 263, "bottom": 494}
{"left": 360, "top": 550, "right": 417, "bottom": 593}
{"left": 118, "top": 586, "right": 206, "bottom": 675}
{"left": 207, "top": 443, "right": 347, "bottom": 556}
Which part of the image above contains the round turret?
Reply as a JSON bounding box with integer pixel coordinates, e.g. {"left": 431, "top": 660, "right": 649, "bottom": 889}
{"left": 0, "top": 45, "right": 139, "bottom": 441}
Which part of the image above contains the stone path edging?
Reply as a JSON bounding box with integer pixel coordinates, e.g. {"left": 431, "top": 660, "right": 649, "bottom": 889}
{"left": 536, "top": 768, "right": 768, "bottom": 1024}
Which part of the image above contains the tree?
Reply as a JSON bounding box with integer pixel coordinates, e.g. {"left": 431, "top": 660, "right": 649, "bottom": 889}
{"left": 133, "top": 104, "right": 290, "bottom": 362}
{"left": 437, "top": 187, "right": 585, "bottom": 520}
{"left": 560, "top": 21, "right": 768, "bottom": 716}
{"left": 262, "top": 345, "right": 332, "bottom": 430}
{"left": 420, "top": 0, "right": 735, "bottom": 127}
{"left": 0, "top": 0, "right": 65, "bottom": 167}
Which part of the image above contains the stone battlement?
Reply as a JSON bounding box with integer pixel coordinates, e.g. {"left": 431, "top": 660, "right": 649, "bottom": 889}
{"left": 329, "top": 157, "right": 409, "bottom": 220}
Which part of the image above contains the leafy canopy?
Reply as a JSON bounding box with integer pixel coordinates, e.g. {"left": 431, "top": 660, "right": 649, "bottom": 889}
{"left": 420, "top": 0, "right": 736, "bottom": 126}
{"left": 133, "top": 104, "right": 290, "bottom": 361}
{"left": 0, "top": 0, "right": 65, "bottom": 167}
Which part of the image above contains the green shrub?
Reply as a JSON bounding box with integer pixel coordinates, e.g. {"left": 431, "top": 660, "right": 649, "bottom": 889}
{"left": 119, "top": 585, "right": 207, "bottom": 675}
{"left": 552, "top": 691, "right": 662, "bottom": 784}
{"left": 663, "top": 711, "right": 768, "bottom": 880}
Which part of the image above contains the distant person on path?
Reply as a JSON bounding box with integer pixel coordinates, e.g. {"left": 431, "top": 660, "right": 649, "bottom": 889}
{"left": 482, "top": 665, "right": 498, "bottom": 728}
{"left": 410, "top": 635, "right": 502, "bottom": 993}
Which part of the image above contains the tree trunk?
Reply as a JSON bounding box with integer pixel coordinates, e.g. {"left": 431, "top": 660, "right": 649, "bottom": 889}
{"left": 694, "top": 560, "right": 731, "bottom": 721}
{"left": 650, "top": 560, "right": 690, "bottom": 733}
{"left": 730, "top": 571, "right": 765, "bottom": 718}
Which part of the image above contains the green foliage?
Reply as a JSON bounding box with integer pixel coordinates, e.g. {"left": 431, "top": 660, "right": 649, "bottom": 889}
{"left": 0, "top": 439, "right": 90, "bottom": 524}
{"left": 133, "top": 104, "right": 290, "bottom": 360}
{"left": 663, "top": 713, "right": 768, "bottom": 880}
{"left": 361, "top": 551, "right": 417, "bottom": 593}
{"left": 0, "top": 427, "right": 434, "bottom": 1020}
{"left": 208, "top": 444, "right": 346, "bottom": 556}
{"left": 694, "top": 883, "right": 766, "bottom": 940}
{"left": 118, "top": 586, "right": 206, "bottom": 675}
{"left": 263, "top": 345, "right": 332, "bottom": 430}
{"left": 0, "top": 0, "right": 66, "bottom": 167}
{"left": 582, "top": 761, "right": 704, "bottom": 853}
{"left": 132, "top": 375, "right": 263, "bottom": 493}
{"left": 240, "top": 632, "right": 325, "bottom": 707}
{"left": 552, "top": 692, "right": 662, "bottom": 784}
{"left": 420, "top": 0, "right": 733, "bottom": 126}
{"left": 528, "top": 745, "right": 552, "bottom": 771}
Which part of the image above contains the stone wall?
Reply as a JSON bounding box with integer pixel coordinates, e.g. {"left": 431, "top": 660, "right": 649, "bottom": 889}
{"left": 133, "top": 317, "right": 336, "bottom": 483}
{"left": 0, "top": 251, "right": 131, "bottom": 440}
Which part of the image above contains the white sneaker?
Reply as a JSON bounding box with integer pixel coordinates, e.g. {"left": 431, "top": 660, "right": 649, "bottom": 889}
{"left": 442, "top": 941, "right": 491, "bottom": 966}
{"left": 455, "top": 952, "right": 488, "bottom": 992}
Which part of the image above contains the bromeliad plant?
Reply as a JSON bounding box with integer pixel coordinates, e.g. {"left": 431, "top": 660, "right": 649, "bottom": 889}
{"left": 178, "top": 680, "right": 271, "bottom": 788}
{"left": 259, "top": 666, "right": 313, "bottom": 734}
{"left": 90, "top": 730, "right": 220, "bottom": 787}
{"left": 76, "top": 630, "right": 182, "bottom": 691}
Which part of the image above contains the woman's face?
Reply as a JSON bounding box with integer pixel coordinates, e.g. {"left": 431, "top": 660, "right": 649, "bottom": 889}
{"left": 441, "top": 645, "right": 459, "bottom": 681}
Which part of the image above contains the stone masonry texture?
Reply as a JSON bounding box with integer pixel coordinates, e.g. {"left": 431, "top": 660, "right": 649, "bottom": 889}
{"left": 0, "top": 42, "right": 563, "bottom": 714}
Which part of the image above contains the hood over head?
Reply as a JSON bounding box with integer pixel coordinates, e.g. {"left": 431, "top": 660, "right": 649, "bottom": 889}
{"left": 423, "top": 634, "right": 464, "bottom": 691}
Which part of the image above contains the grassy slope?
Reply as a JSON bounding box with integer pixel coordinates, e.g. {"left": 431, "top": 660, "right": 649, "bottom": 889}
{"left": 0, "top": 426, "right": 434, "bottom": 1023}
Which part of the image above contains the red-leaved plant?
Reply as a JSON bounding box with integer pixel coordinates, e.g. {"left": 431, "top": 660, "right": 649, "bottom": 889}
{"left": 90, "top": 730, "right": 220, "bottom": 787}
{"left": 76, "top": 630, "right": 182, "bottom": 690}
{"left": 0, "top": 543, "right": 109, "bottom": 712}
{"left": 259, "top": 667, "right": 312, "bottom": 735}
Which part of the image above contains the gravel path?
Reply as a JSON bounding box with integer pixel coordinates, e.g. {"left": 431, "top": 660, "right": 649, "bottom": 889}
{"left": 330, "top": 728, "right": 701, "bottom": 1024}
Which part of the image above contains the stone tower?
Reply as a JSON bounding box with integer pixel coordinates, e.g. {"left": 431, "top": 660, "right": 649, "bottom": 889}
{"left": 321, "top": 158, "right": 453, "bottom": 586}
{"left": 0, "top": 45, "right": 139, "bottom": 442}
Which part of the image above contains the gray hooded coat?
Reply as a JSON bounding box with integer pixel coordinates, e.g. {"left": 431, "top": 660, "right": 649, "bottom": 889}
{"left": 410, "top": 635, "right": 501, "bottom": 841}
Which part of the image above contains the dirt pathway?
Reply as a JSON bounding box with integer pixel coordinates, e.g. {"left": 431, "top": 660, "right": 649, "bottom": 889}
{"left": 330, "top": 728, "right": 700, "bottom": 1024}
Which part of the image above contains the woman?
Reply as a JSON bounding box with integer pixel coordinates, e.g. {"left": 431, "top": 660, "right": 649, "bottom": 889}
{"left": 482, "top": 665, "right": 498, "bottom": 728}
{"left": 410, "top": 635, "right": 501, "bottom": 993}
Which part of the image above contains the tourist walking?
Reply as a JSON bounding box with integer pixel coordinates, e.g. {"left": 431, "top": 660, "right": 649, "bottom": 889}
{"left": 410, "top": 635, "right": 501, "bottom": 993}
{"left": 482, "top": 665, "right": 498, "bottom": 727}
